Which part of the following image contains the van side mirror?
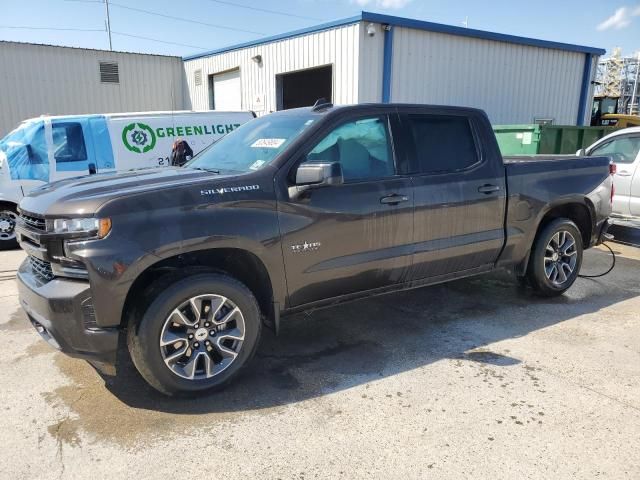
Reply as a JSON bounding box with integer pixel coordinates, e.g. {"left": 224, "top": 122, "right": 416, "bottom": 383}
{"left": 576, "top": 148, "right": 586, "bottom": 156}
{"left": 295, "top": 161, "right": 343, "bottom": 186}
{"left": 88, "top": 163, "right": 97, "bottom": 175}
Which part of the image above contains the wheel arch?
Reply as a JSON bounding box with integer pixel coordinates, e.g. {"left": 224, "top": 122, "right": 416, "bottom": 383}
{"left": 122, "top": 247, "right": 277, "bottom": 333}
{"left": 516, "top": 199, "right": 594, "bottom": 275}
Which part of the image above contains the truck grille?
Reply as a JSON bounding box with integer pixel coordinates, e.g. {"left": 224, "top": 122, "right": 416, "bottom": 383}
{"left": 29, "top": 256, "right": 54, "bottom": 281}
{"left": 20, "top": 213, "right": 46, "bottom": 231}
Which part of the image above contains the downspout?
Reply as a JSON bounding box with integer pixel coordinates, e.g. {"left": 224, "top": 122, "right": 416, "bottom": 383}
{"left": 576, "top": 53, "right": 593, "bottom": 126}
{"left": 381, "top": 24, "right": 394, "bottom": 103}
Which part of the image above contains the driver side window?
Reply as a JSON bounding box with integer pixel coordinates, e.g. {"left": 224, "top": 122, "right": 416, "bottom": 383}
{"left": 306, "top": 116, "right": 394, "bottom": 182}
{"left": 590, "top": 136, "right": 640, "bottom": 164}
{"left": 52, "top": 121, "right": 88, "bottom": 171}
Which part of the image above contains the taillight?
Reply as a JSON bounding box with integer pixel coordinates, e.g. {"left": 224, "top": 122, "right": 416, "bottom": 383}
{"left": 609, "top": 162, "right": 617, "bottom": 175}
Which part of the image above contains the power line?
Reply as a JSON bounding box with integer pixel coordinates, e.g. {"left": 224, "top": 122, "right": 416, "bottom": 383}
{"left": 64, "top": 0, "right": 268, "bottom": 35}
{"left": 206, "top": 0, "right": 323, "bottom": 21}
{"left": 111, "top": 30, "right": 208, "bottom": 50}
{"left": 108, "top": 1, "right": 265, "bottom": 35}
{"left": 0, "top": 24, "right": 207, "bottom": 50}
{"left": 0, "top": 25, "right": 104, "bottom": 32}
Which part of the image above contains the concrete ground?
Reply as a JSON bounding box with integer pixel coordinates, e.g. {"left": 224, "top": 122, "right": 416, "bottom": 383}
{"left": 1, "top": 227, "right": 639, "bottom": 479}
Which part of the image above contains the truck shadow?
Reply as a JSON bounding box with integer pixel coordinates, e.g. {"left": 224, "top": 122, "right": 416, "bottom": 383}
{"left": 102, "top": 246, "right": 638, "bottom": 414}
{"left": 609, "top": 224, "right": 640, "bottom": 247}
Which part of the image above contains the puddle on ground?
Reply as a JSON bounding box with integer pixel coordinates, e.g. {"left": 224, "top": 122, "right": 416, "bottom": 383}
{"left": 0, "top": 309, "right": 29, "bottom": 332}
{"left": 42, "top": 334, "right": 390, "bottom": 449}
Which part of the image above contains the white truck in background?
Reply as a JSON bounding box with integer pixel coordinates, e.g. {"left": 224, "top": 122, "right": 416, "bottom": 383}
{"left": 0, "top": 110, "right": 255, "bottom": 249}
{"left": 581, "top": 126, "right": 640, "bottom": 226}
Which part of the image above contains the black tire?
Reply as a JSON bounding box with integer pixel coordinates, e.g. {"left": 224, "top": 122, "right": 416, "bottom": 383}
{"left": 526, "top": 218, "right": 583, "bottom": 297}
{"left": 0, "top": 204, "right": 19, "bottom": 251}
{"left": 127, "top": 273, "right": 262, "bottom": 396}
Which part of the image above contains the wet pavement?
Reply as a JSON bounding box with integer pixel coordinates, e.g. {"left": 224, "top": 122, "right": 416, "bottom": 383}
{"left": 1, "top": 238, "right": 639, "bottom": 479}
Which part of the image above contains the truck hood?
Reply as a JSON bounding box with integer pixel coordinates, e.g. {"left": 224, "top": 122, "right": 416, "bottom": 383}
{"left": 19, "top": 167, "right": 237, "bottom": 217}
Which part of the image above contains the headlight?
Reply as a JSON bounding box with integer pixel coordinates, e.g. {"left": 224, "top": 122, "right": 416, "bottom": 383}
{"left": 52, "top": 217, "right": 112, "bottom": 238}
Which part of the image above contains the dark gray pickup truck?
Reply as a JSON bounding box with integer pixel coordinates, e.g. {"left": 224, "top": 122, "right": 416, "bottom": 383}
{"left": 15, "top": 103, "right": 613, "bottom": 395}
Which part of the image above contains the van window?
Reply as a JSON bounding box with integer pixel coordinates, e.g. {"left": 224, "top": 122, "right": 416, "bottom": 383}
{"left": 53, "top": 122, "right": 88, "bottom": 167}
{"left": 306, "top": 116, "right": 394, "bottom": 182}
{"left": 407, "top": 114, "right": 479, "bottom": 174}
{"left": 0, "top": 120, "right": 49, "bottom": 182}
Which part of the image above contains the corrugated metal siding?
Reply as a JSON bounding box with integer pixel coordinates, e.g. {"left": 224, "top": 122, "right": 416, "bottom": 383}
{"left": 0, "top": 42, "right": 185, "bottom": 136}
{"left": 357, "top": 22, "right": 385, "bottom": 103}
{"left": 387, "top": 27, "right": 588, "bottom": 124}
{"left": 183, "top": 24, "right": 361, "bottom": 114}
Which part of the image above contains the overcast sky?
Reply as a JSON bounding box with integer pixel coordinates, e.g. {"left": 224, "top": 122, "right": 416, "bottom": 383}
{"left": 0, "top": 0, "right": 638, "bottom": 58}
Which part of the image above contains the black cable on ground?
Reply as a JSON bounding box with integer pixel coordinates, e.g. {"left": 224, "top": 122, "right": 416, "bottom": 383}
{"left": 578, "top": 242, "right": 616, "bottom": 278}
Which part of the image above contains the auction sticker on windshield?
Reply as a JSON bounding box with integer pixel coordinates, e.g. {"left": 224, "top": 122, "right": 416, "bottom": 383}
{"left": 251, "top": 138, "right": 286, "bottom": 148}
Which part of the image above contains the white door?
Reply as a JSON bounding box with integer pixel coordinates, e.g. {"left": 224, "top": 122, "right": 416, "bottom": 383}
{"left": 213, "top": 69, "right": 241, "bottom": 111}
{"left": 588, "top": 135, "right": 640, "bottom": 218}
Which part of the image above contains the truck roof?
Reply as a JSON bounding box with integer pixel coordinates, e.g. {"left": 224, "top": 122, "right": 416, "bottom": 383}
{"left": 275, "top": 103, "right": 487, "bottom": 116}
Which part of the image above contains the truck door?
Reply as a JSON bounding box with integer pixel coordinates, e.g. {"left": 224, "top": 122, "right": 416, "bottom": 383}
{"left": 588, "top": 134, "right": 640, "bottom": 218}
{"left": 401, "top": 110, "right": 507, "bottom": 280}
{"left": 277, "top": 112, "right": 414, "bottom": 307}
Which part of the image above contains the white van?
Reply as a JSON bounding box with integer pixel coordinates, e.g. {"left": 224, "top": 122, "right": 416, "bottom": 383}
{"left": 0, "top": 110, "right": 254, "bottom": 248}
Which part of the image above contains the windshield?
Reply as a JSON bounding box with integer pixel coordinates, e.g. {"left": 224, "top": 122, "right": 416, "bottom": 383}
{"left": 186, "top": 112, "right": 316, "bottom": 173}
{"left": 0, "top": 119, "right": 49, "bottom": 182}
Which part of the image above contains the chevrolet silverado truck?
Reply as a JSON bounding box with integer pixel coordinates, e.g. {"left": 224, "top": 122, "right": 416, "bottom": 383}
{"left": 15, "top": 103, "right": 613, "bottom": 395}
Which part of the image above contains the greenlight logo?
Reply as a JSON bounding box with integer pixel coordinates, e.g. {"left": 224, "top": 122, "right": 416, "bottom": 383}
{"left": 122, "top": 122, "right": 156, "bottom": 153}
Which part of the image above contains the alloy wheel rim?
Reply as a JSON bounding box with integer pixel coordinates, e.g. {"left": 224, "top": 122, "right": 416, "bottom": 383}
{"left": 544, "top": 230, "right": 578, "bottom": 286}
{"left": 159, "top": 294, "right": 245, "bottom": 381}
{"left": 0, "top": 210, "right": 17, "bottom": 241}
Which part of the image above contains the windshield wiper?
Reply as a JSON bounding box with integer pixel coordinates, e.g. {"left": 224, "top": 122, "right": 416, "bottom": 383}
{"left": 190, "top": 167, "right": 221, "bottom": 174}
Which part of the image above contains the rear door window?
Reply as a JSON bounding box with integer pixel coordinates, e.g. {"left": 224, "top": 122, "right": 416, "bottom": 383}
{"left": 405, "top": 114, "right": 479, "bottom": 174}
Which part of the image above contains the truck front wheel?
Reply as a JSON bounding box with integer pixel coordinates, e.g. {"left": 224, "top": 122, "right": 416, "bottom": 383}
{"left": 127, "top": 273, "right": 262, "bottom": 396}
{"left": 0, "top": 204, "right": 19, "bottom": 250}
{"left": 527, "top": 218, "right": 583, "bottom": 297}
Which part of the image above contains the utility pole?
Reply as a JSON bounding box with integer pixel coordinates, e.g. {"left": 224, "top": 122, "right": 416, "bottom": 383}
{"left": 104, "top": 0, "right": 112, "bottom": 51}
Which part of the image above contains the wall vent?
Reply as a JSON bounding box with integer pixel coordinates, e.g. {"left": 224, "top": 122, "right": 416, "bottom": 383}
{"left": 194, "top": 69, "right": 203, "bottom": 86}
{"left": 99, "top": 61, "right": 119, "bottom": 84}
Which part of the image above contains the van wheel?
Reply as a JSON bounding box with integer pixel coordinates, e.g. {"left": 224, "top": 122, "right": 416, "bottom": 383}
{"left": 527, "top": 218, "right": 583, "bottom": 297}
{"left": 127, "top": 273, "right": 262, "bottom": 396}
{"left": 0, "top": 205, "right": 18, "bottom": 250}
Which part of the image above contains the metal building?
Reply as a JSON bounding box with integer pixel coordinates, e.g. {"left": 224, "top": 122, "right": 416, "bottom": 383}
{"left": 0, "top": 41, "right": 185, "bottom": 136}
{"left": 183, "top": 11, "right": 605, "bottom": 125}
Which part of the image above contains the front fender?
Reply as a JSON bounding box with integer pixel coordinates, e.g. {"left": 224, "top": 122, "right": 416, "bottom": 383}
{"left": 67, "top": 197, "right": 286, "bottom": 328}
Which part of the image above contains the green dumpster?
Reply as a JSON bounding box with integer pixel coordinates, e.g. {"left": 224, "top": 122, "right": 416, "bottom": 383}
{"left": 493, "top": 124, "right": 616, "bottom": 156}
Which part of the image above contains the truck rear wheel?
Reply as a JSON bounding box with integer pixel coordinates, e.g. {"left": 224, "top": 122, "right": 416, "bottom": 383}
{"left": 0, "top": 204, "right": 19, "bottom": 250}
{"left": 127, "top": 273, "right": 262, "bottom": 396}
{"left": 527, "top": 218, "right": 583, "bottom": 297}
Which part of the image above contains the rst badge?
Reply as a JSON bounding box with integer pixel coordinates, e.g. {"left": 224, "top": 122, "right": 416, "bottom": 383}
{"left": 290, "top": 241, "right": 321, "bottom": 253}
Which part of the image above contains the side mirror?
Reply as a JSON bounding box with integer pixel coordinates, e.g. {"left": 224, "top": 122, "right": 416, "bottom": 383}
{"left": 576, "top": 148, "right": 586, "bottom": 156}
{"left": 295, "top": 161, "right": 343, "bottom": 186}
{"left": 88, "top": 163, "right": 97, "bottom": 175}
{"left": 289, "top": 161, "right": 343, "bottom": 201}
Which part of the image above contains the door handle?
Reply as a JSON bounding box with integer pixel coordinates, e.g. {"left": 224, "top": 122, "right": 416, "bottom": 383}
{"left": 617, "top": 171, "right": 632, "bottom": 177}
{"left": 380, "top": 194, "right": 409, "bottom": 205}
{"left": 478, "top": 184, "right": 501, "bottom": 194}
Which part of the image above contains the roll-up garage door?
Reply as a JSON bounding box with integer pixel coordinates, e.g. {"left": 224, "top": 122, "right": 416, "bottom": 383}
{"left": 212, "top": 69, "right": 241, "bottom": 111}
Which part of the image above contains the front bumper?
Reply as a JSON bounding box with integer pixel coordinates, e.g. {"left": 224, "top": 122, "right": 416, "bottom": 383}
{"left": 17, "top": 259, "right": 119, "bottom": 367}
